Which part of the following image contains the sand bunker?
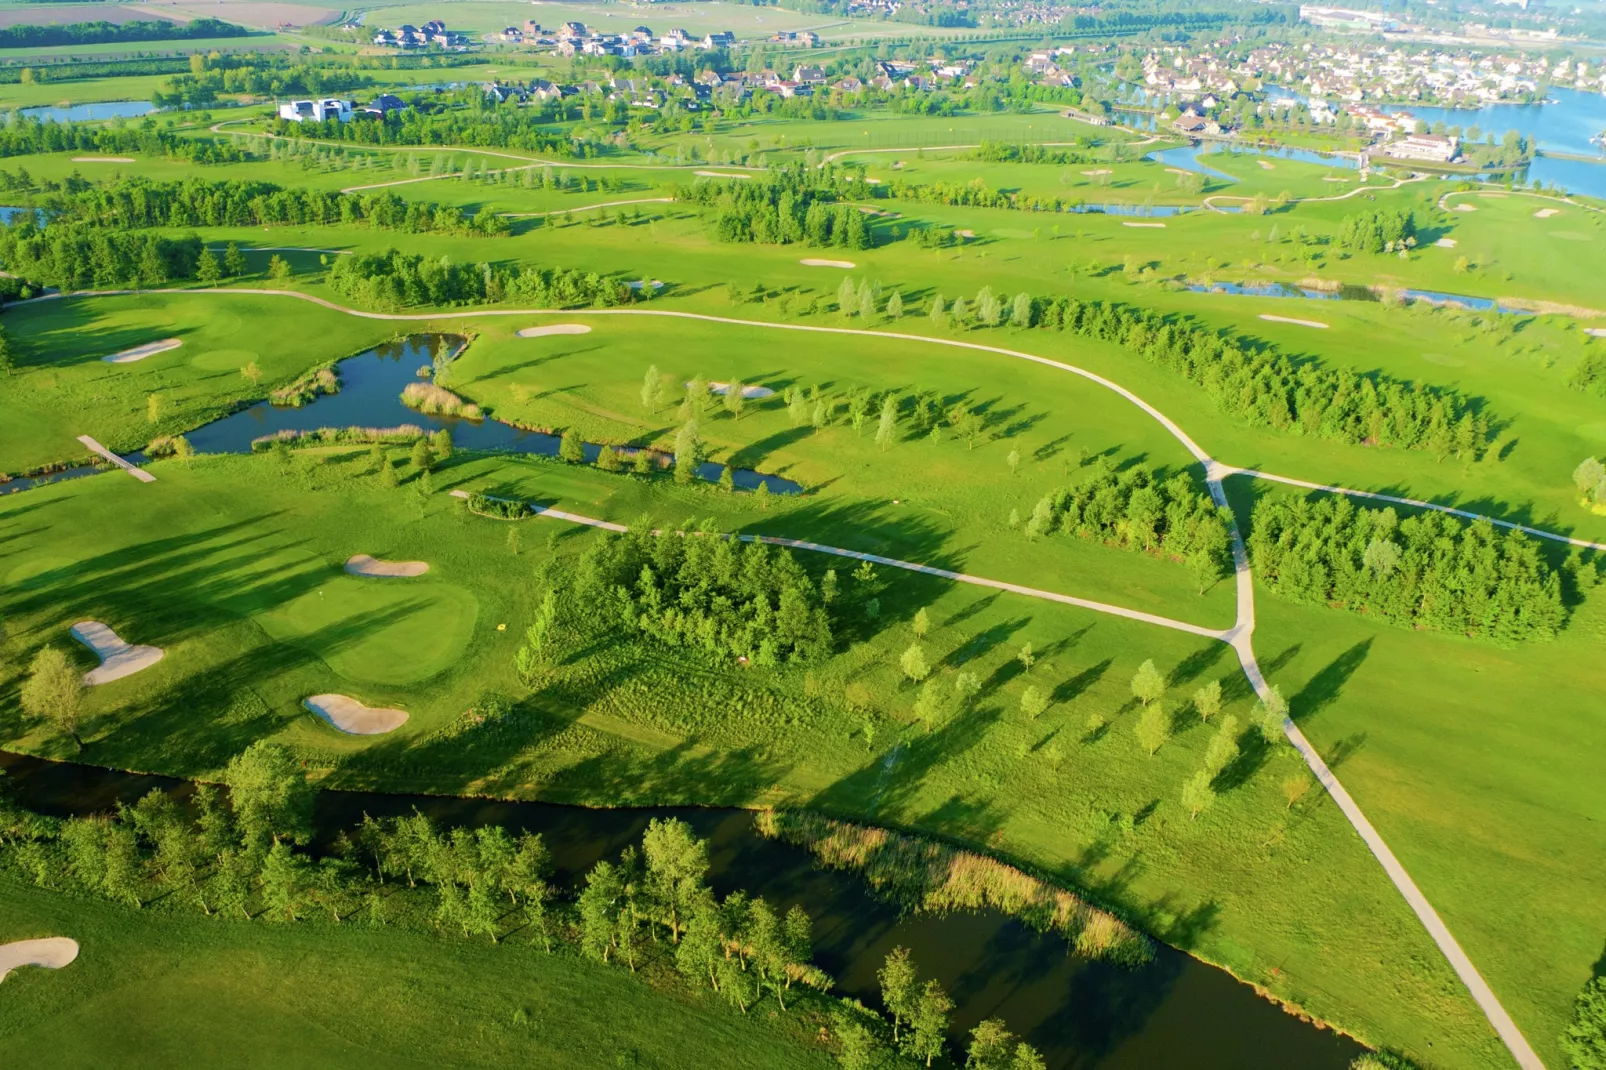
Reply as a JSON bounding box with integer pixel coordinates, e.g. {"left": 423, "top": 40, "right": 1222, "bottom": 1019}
{"left": 800, "top": 258, "right": 855, "bottom": 268}
{"left": 956, "top": 229, "right": 976, "bottom": 238}
{"left": 1534, "top": 208, "right": 1560, "bottom": 218}
{"left": 1123, "top": 222, "right": 1166, "bottom": 228}
{"left": 1435, "top": 238, "right": 1458, "bottom": 248}
{"left": 345, "top": 554, "right": 429, "bottom": 578}
{"left": 70, "top": 621, "right": 163, "bottom": 686}
{"left": 102, "top": 338, "right": 181, "bottom": 364}
{"left": 72, "top": 156, "right": 133, "bottom": 163}
{"left": 516, "top": 324, "right": 592, "bottom": 338}
{"left": 0, "top": 938, "right": 79, "bottom": 983}
{"left": 1586, "top": 328, "right": 1606, "bottom": 338}
{"left": 304, "top": 694, "right": 408, "bottom": 735}
{"left": 1081, "top": 169, "right": 1112, "bottom": 176}
{"left": 697, "top": 381, "right": 776, "bottom": 399}
{"left": 1259, "top": 314, "right": 1328, "bottom": 329}
{"left": 695, "top": 170, "right": 751, "bottom": 179}
{"left": 1257, "top": 159, "right": 1275, "bottom": 170}
{"left": 1452, "top": 204, "right": 1477, "bottom": 213}
{"left": 1164, "top": 167, "right": 1192, "bottom": 176}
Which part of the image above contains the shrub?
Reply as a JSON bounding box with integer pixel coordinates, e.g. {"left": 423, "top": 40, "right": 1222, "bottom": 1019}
{"left": 400, "top": 381, "right": 484, "bottom": 420}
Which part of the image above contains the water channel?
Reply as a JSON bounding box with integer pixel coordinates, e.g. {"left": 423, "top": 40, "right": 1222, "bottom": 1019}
{"left": 0, "top": 750, "right": 1365, "bottom": 1069}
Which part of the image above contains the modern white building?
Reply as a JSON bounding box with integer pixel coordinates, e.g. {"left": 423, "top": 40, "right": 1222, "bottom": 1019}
{"left": 278, "top": 99, "right": 353, "bottom": 123}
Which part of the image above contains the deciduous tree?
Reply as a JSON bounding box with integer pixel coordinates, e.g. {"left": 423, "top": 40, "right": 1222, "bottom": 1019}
{"left": 20, "top": 646, "right": 84, "bottom": 751}
{"left": 1130, "top": 659, "right": 1164, "bottom": 706}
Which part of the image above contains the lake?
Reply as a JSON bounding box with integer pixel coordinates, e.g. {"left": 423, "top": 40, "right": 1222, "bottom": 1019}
{"left": 16, "top": 100, "right": 156, "bottom": 123}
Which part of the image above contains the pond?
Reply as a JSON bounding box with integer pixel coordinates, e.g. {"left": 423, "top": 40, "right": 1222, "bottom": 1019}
{"left": 183, "top": 335, "right": 801, "bottom": 494}
{"left": 16, "top": 100, "right": 157, "bottom": 123}
{"left": 0, "top": 334, "right": 802, "bottom": 495}
{"left": 1143, "top": 145, "right": 1239, "bottom": 183}
{"left": 0, "top": 750, "right": 1367, "bottom": 1069}
{"left": 1183, "top": 280, "right": 1529, "bottom": 314}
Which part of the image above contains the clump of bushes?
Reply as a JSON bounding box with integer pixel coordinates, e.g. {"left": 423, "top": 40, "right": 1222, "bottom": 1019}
{"left": 755, "top": 810, "right": 1153, "bottom": 966}
{"left": 401, "top": 381, "right": 483, "bottom": 420}
{"left": 270, "top": 366, "right": 338, "bottom": 407}
{"left": 468, "top": 492, "right": 529, "bottom": 519}
{"left": 250, "top": 425, "right": 424, "bottom": 452}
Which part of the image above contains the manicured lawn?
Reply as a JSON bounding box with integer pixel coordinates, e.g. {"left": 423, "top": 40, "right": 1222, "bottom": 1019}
{"left": 0, "top": 293, "right": 395, "bottom": 473}
{"left": 0, "top": 454, "right": 1501, "bottom": 1069}
{"left": 0, "top": 879, "right": 830, "bottom": 1068}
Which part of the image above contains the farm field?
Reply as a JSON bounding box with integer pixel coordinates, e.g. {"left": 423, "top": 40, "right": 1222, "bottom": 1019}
{"left": 0, "top": 22, "right": 1603, "bottom": 1070}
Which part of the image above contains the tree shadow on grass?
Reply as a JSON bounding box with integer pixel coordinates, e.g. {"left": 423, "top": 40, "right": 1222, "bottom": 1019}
{"left": 809, "top": 702, "right": 1002, "bottom": 820}
{"left": 1054, "top": 658, "right": 1112, "bottom": 704}
{"left": 1288, "top": 639, "right": 1372, "bottom": 724}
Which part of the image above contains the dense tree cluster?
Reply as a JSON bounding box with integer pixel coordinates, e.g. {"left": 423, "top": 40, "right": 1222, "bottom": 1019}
{"left": 0, "top": 226, "right": 205, "bottom": 289}
{"left": 1022, "top": 462, "right": 1232, "bottom": 589}
{"left": 1336, "top": 209, "right": 1418, "bottom": 254}
{"left": 326, "top": 248, "right": 633, "bottom": 310}
{"left": 1248, "top": 494, "right": 1565, "bottom": 641}
{"left": 18, "top": 176, "right": 509, "bottom": 237}
{"left": 572, "top": 529, "right": 839, "bottom": 664}
{"left": 676, "top": 166, "right": 876, "bottom": 248}
{"left": 0, "top": 120, "right": 251, "bottom": 165}
{"left": 0, "top": 17, "right": 247, "bottom": 49}
{"left": 1033, "top": 295, "right": 1493, "bottom": 457}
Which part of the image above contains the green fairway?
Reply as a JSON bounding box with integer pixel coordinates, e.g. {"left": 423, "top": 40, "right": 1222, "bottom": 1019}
{"left": 254, "top": 576, "right": 480, "bottom": 686}
{"left": 0, "top": 293, "right": 394, "bottom": 474}
{"left": 0, "top": 879, "right": 830, "bottom": 1068}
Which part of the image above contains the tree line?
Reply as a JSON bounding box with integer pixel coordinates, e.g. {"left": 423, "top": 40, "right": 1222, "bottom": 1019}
{"left": 676, "top": 166, "right": 877, "bottom": 249}
{"left": 937, "top": 285, "right": 1493, "bottom": 459}
{"left": 1248, "top": 493, "right": 1565, "bottom": 641}
{"left": 0, "top": 17, "right": 248, "bottom": 49}
{"left": 270, "top": 104, "right": 602, "bottom": 160}
{"left": 1018, "top": 460, "right": 1233, "bottom": 592}
{"left": 16, "top": 175, "right": 509, "bottom": 238}
{"left": 0, "top": 119, "right": 252, "bottom": 165}
{"left": 327, "top": 249, "right": 636, "bottom": 311}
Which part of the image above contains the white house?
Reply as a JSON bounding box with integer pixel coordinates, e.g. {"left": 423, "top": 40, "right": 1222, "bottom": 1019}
{"left": 278, "top": 99, "right": 353, "bottom": 123}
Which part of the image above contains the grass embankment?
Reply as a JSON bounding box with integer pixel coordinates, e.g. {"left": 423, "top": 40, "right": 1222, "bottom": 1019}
{"left": 0, "top": 879, "right": 829, "bottom": 1068}
{"left": 0, "top": 455, "right": 1500, "bottom": 1068}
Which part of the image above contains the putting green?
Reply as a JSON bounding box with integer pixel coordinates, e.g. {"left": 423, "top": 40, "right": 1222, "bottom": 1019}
{"left": 254, "top": 576, "right": 478, "bottom": 686}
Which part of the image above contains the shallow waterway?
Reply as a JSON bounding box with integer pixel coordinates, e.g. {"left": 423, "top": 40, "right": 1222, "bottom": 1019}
{"left": 0, "top": 750, "right": 1365, "bottom": 1069}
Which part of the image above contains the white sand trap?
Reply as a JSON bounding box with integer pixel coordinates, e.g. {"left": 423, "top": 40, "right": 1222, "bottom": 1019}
{"left": 698, "top": 381, "right": 775, "bottom": 399}
{"left": 1164, "top": 167, "right": 1192, "bottom": 176}
{"left": 1452, "top": 204, "right": 1477, "bottom": 212}
{"left": 1081, "top": 169, "right": 1112, "bottom": 176}
{"left": 345, "top": 554, "right": 429, "bottom": 578}
{"left": 0, "top": 938, "right": 79, "bottom": 983}
{"left": 516, "top": 324, "right": 592, "bottom": 338}
{"left": 695, "top": 170, "right": 752, "bottom": 179}
{"left": 956, "top": 229, "right": 976, "bottom": 238}
{"left": 1257, "top": 159, "right": 1275, "bottom": 170}
{"left": 305, "top": 694, "right": 408, "bottom": 735}
{"left": 1259, "top": 314, "right": 1328, "bottom": 329}
{"left": 1586, "top": 327, "right": 1606, "bottom": 338}
{"left": 800, "top": 258, "right": 855, "bottom": 268}
{"left": 102, "top": 338, "right": 181, "bottom": 364}
{"left": 72, "top": 156, "right": 133, "bottom": 163}
{"left": 1534, "top": 208, "right": 1560, "bottom": 218}
{"left": 70, "top": 621, "right": 163, "bottom": 686}
{"left": 1435, "top": 238, "right": 1458, "bottom": 248}
{"left": 1123, "top": 222, "right": 1166, "bottom": 228}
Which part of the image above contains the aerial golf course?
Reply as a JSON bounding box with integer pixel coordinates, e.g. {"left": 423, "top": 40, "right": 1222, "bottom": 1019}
{"left": 1, "top": 33, "right": 1605, "bottom": 1070}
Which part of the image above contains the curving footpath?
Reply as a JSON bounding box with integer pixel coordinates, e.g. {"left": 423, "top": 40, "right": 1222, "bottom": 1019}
{"left": 37, "top": 286, "right": 1555, "bottom": 1067}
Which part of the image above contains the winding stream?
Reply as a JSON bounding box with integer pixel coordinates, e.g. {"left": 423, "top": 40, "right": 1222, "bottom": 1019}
{"left": 0, "top": 751, "right": 1364, "bottom": 1069}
